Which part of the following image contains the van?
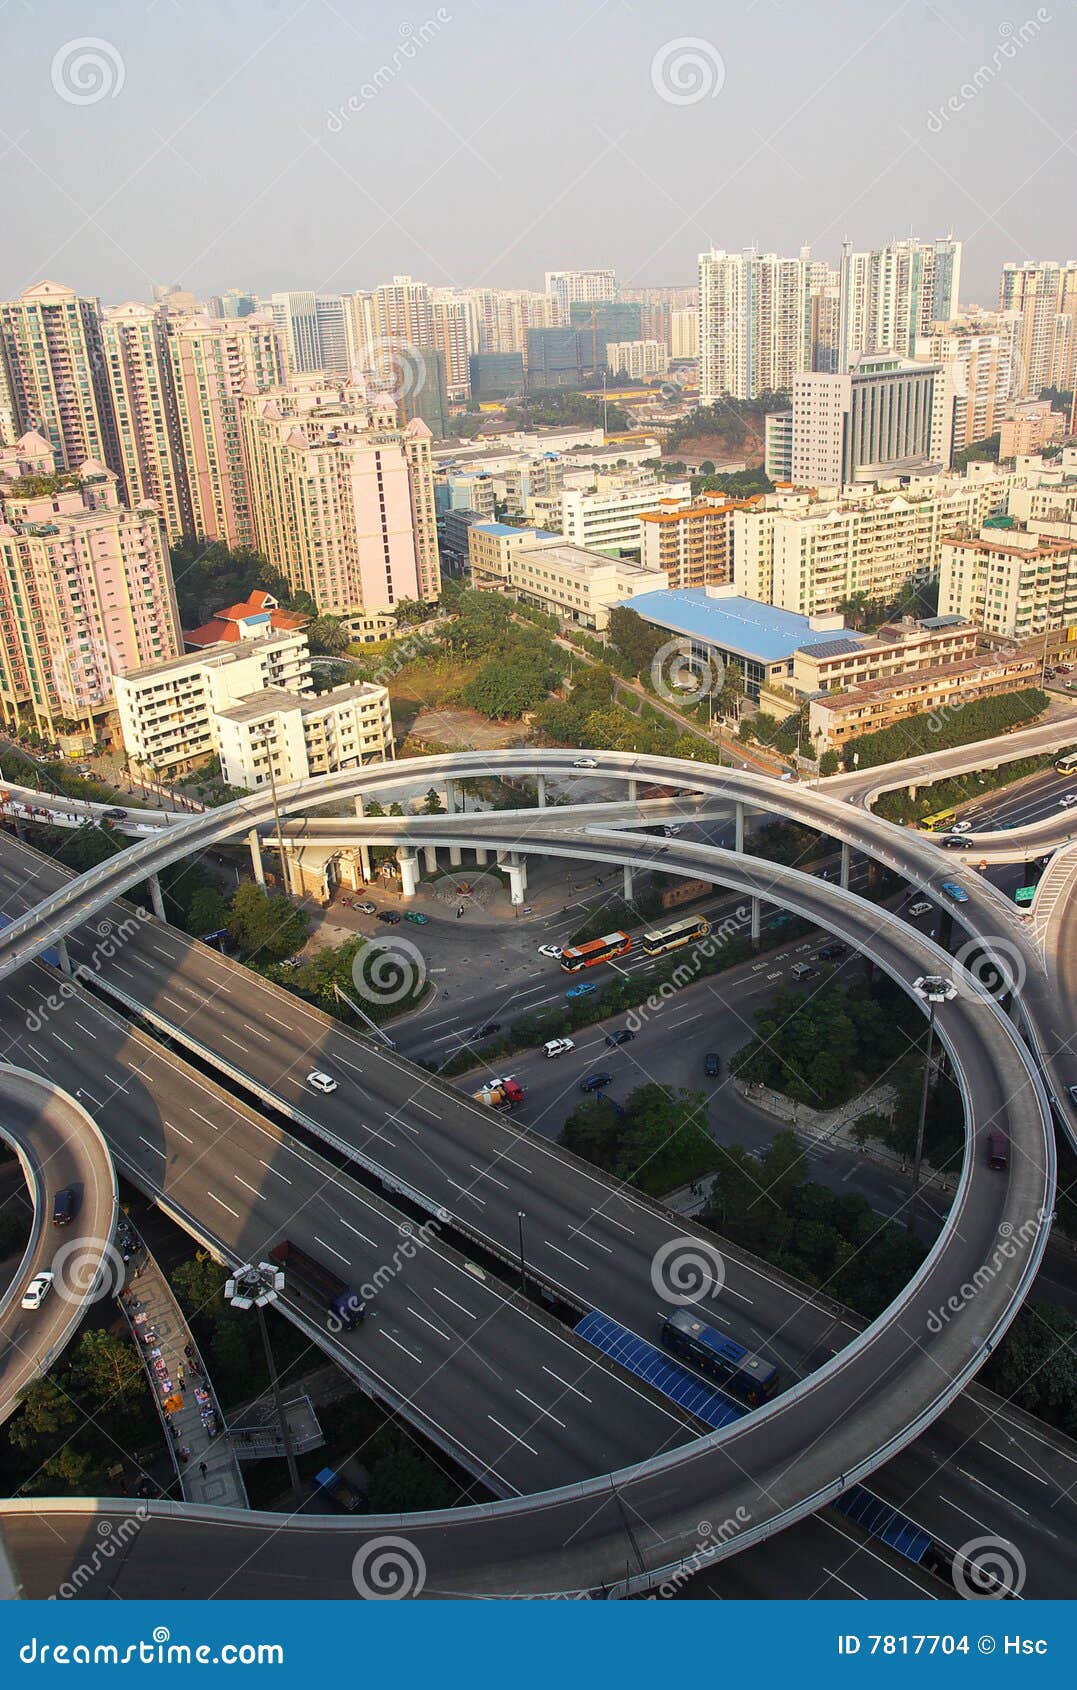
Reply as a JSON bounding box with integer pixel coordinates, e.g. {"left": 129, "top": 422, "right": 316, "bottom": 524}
{"left": 791, "top": 962, "right": 819, "bottom": 982}
{"left": 52, "top": 1186, "right": 76, "bottom": 1226}
{"left": 987, "top": 1132, "right": 1009, "bottom": 1171}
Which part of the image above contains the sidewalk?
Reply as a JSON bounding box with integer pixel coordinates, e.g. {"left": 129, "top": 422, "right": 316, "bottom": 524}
{"left": 117, "top": 1217, "right": 248, "bottom": 1510}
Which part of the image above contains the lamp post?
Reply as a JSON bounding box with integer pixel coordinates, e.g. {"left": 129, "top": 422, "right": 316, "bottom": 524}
{"left": 517, "top": 1211, "right": 527, "bottom": 1297}
{"left": 253, "top": 731, "right": 289, "bottom": 897}
{"left": 225, "top": 1261, "right": 301, "bottom": 1498}
{"left": 909, "top": 976, "right": 957, "bottom": 1235}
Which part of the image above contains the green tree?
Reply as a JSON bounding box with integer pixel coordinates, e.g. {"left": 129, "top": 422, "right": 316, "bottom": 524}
{"left": 186, "top": 887, "right": 229, "bottom": 936}
{"left": 227, "top": 882, "right": 308, "bottom": 963}
{"left": 607, "top": 606, "right": 667, "bottom": 678}
{"left": 421, "top": 787, "right": 446, "bottom": 814}
{"left": 306, "top": 615, "right": 350, "bottom": 655}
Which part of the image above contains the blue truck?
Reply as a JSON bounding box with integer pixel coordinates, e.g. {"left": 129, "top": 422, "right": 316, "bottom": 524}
{"left": 269, "top": 1240, "right": 365, "bottom": 1331}
{"left": 312, "top": 1466, "right": 367, "bottom": 1513}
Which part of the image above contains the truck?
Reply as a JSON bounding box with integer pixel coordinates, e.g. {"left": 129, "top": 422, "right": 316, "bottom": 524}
{"left": 472, "top": 1076, "right": 525, "bottom": 1110}
{"left": 269, "top": 1239, "right": 365, "bottom": 1330}
{"left": 311, "top": 1466, "right": 367, "bottom": 1513}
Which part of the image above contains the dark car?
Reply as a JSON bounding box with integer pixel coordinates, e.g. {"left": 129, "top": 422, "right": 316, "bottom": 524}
{"left": 102, "top": 807, "right": 128, "bottom": 821}
{"left": 704, "top": 1052, "right": 721, "bottom": 1078}
{"left": 941, "top": 835, "right": 968, "bottom": 848}
{"left": 580, "top": 1073, "right": 612, "bottom": 1093}
{"left": 987, "top": 1131, "right": 1009, "bottom": 1171}
{"left": 473, "top": 1021, "right": 501, "bottom": 1038}
{"left": 52, "top": 1186, "right": 77, "bottom": 1227}
{"left": 605, "top": 1029, "right": 634, "bottom": 1046}
{"left": 817, "top": 942, "right": 847, "bottom": 961}
{"left": 376, "top": 910, "right": 401, "bottom": 924}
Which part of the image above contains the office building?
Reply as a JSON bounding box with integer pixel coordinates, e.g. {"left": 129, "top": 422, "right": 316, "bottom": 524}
{"left": 0, "top": 280, "right": 116, "bottom": 472}
{"left": 698, "top": 248, "right": 812, "bottom": 402}
{"left": 559, "top": 474, "right": 692, "bottom": 555}
{"left": 239, "top": 377, "right": 440, "bottom": 621}
{"left": 790, "top": 352, "right": 939, "bottom": 488}
{"left": 999, "top": 261, "right": 1077, "bottom": 394}
{"left": 167, "top": 311, "right": 283, "bottom": 547}
{"left": 408, "top": 349, "right": 451, "bottom": 438}
{"left": 468, "top": 352, "right": 526, "bottom": 400}
{"left": 809, "top": 649, "right": 1040, "bottom": 752}
{"left": 998, "top": 400, "right": 1067, "bottom": 459}
{"left": 938, "top": 521, "right": 1077, "bottom": 639}
{"left": 790, "top": 612, "right": 978, "bottom": 695}
{"left": 838, "top": 238, "right": 961, "bottom": 370}
{"left": 545, "top": 270, "right": 616, "bottom": 319}
{"left": 467, "top": 521, "right": 562, "bottom": 587}
{"left": 101, "top": 302, "right": 191, "bottom": 541}
{"left": 499, "top": 540, "right": 657, "bottom": 629}
{"left": 526, "top": 328, "right": 584, "bottom": 389}
{"left": 0, "top": 449, "right": 181, "bottom": 742}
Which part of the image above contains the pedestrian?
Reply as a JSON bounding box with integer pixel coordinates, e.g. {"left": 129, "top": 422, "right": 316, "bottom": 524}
{"left": 199, "top": 1461, "right": 208, "bottom": 1478}
{"left": 178, "top": 1367, "right": 186, "bottom": 1389}
{"left": 178, "top": 1446, "right": 190, "bottom": 1464}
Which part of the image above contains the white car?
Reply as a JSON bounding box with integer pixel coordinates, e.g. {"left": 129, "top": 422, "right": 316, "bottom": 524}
{"left": 538, "top": 944, "right": 562, "bottom": 959}
{"left": 306, "top": 1070, "right": 338, "bottom": 1095}
{"left": 1059, "top": 794, "right": 1077, "bottom": 808}
{"left": 572, "top": 757, "right": 598, "bottom": 769}
{"left": 908, "top": 900, "right": 933, "bottom": 917}
{"left": 543, "top": 1038, "right": 575, "bottom": 1058}
{"left": 21, "top": 1271, "right": 55, "bottom": 1311}
{"left": 949, "top": 820, "right": 973, "bottom": 833}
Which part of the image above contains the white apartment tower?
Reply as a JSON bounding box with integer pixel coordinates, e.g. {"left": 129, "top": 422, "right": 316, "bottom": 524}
{"left": 698, "top": 248, "right": 812, "bottom": 402}
{"left": 838, "top": 238, "right": 962, "bottom": 370}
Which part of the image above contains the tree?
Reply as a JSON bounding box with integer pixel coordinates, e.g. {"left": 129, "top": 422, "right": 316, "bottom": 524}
{"left": 607, "top": 606, "right": 667, "bottom": 678}
{"left": 306, "top": 615, "right": 350, "bottom": 656}
{"left": 167, "top": 538, "right": 293, "bottom": 628}
{"left": 227, "top": 882, "right": 308, "bottom": 963}
{"left": 819, "top": 749, "right": 840, "bottom": 777}
{"left": 7, "top": 1378, "right": 80, "bottom": 1449}
{"left": 185, "top": 887, "right": 229, "bottom": 937}
{"left": 71, "top": 1330, "right": 145, "bottom": 1411}
{"left": 421, "top": 787, "right": 446, "bottom": 814}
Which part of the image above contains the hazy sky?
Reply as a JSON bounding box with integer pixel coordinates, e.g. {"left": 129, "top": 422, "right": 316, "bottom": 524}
{"left": 3, "top": 0, "right": 1073, "bottom": 306}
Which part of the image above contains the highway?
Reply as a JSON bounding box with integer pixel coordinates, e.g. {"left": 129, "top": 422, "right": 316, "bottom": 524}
{"left": 0, "top": 750, "right": 1058, "bottom": 1596}
{"left": 0, "top": 1070, "right": 116, "bottom": 1426}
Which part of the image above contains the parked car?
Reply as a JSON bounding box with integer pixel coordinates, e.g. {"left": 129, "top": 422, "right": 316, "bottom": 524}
{"left": 579, "top": 1073, "right": 612, "bottom": 1093}
{"left": 356, "top": 901, "right": 377, "bottom": 915}
{"left": 52, "top": 1186, "right": 77, "bottom": 1227}
{"left": 817, "top": 943, "right": 847, "bottom": 961}
{"left": 376, "top": 910, "right": 401, "bottom": 924}
{"left": 941, "top": 881, "right": 969, "bottom": 904}
{"left": 472, "top": 1021, "right": 502, "bottom": 1037}
{"left": 704, "top": 1052, "right": 721, "bottom": 1078}
{"left": 566, "top": 981, "right": 597, "bottom": 999}
{"left": 404, "top": 911, "right": 429, "bottom": 924}
{"left": 572, "top": 757, "right": 598, "bottom": 769}
{"left": 538, "top": 944, "right": 562, "bottom": 959}
{"left": 605, "top": 1029, "right": 634, "bottom": 1046}
{"left": 21, "top": 1272, "right": 54, "bottom": 1311}
{"left": 543, "top": 1038, "right": 575, "bottom": 1058}
{"left": 908, "top": 900, "right": 933, "bottom": 917}
{"left": 306, "top": 1071, "right": 338, "bottom": 1095}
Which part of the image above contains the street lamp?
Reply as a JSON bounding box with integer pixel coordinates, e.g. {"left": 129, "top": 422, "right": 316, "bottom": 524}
{"left": 517, "top": 1211, "right": 527, "bottom": 1297}
{"left": 252, "top": 731, "right": 289, "bottom": 897}
{"left": 909, "top": 976, "right": 958, "bottom": 1235}
{"left": 225, "top": 1261, "right": 301, "bottom": 1498}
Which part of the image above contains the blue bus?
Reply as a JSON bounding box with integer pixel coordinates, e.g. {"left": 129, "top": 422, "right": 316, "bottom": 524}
{"left": 660, "top": 1308, "right": 779, "bottom": 1406}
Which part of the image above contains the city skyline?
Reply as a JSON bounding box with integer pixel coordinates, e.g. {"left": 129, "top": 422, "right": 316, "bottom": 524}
{"left": 3, "top": 1, "right": 1071, "bottom": 305}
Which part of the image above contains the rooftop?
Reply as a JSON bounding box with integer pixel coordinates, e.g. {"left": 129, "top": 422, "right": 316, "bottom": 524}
{"left": 621, "top": 587, "right": 848, "bottom": 664}
{"left": 473, "top": 522, "right": 559, "bottom": 539}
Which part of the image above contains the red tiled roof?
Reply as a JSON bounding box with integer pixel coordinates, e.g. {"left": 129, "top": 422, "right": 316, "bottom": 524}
{"left": 184, "top": 590, "right": 308, "bottom": 649}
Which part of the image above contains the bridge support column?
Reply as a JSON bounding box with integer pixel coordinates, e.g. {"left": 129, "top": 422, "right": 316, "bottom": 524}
{"left": 351, "top": 797, "right": 374, "bottom": 881}
{"left": 536, "top": 774, "right": 547, "bottom": 809}
{"left": 248, "top": 829, "right": 265, "bottom": 887}
{"left": 423, "top": 844, "right": 438, "bottom": 874}
{"left": 501, "top": 853, "right": 527, "bottom": 906}
{"left": 623, "top": 864, "right": 634, "bottom": 902}
{"left": 397, "top": 849, "right": 420, "bottom": 899}
{"left": 443, "top": 782, "right": 463, "bottom": 866}
{"left": 735, "top": 801, "right": 745, "bottom": 854}
{"left": 56, "top": 937, "right": 72, "bottom": 977}
{"left": 148, "top": 872, "right": 166, "bottom": 921}
{"left": 840, "top": 840, "right": 851, "bottom": 890}
{"left": 627, "top": 778, "right": 637, "bottom": 802}
{"left": 751, "top": 897, "right": 761, "bottom": 948}
{"left": 474, "top": 846, "right": 488, "bottom": 865}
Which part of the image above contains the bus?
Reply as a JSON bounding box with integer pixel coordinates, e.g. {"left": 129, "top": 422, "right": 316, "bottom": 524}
{"left": 659, "top": 1309, "right": 779, "bottom": 1407}
{"left": 559, "top": 931, "right": 631, "bottom": 973}
{"left": 1054, "top": 751, "right": 1077, "bottom": 774}
{"left": 640, "top": 914, "right": 710, "bottom": 957}
{"left": 920, "top": 809, "right": 958, "bottom": 832}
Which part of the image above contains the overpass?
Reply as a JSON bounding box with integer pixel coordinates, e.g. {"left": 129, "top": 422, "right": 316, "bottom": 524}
{"left": 0, "top": 751, "right": 1058, "bottom": 1596}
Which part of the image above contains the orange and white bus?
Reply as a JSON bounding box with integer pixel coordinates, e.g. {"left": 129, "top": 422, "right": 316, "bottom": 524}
{"left": 559, "top": 931, "right": 632, "bottom": 973}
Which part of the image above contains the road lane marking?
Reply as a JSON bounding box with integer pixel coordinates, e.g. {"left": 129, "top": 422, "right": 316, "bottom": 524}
{"left": 258, "top": 1160, "right": 292, "bottom": 1182}
{"left": 381, "top": 1331, "right": 423, "bottom": 1365}
{"left": 469, "top": 1163, "right": 510, "bottom": 1191}
{"left": 406, "top": 1307, "right": 452, "bottom": 1342}
{"left": 544, "top": 1240, "right": 589, "bottom": 1271}
{"left": 168, "top": 1125, "right": 194, "bottom": 1145}
{"left": 190, "top": 1109, "right": 220, "bottom": 1132}
{"left": 234, "top": 1175, "right": 266, "bottom": 1201}
{"left": 541, "top": 1367, "right": 593, "bottom": 1403}
{"left": 515, "top": 1389, "right": 566, "bottom": 1428}
{"left": 138, "top": 1136, "right": 165, "bottom": 1156}
{"left": 433, "top": 1287, "right": 477, "bottom": 1319}
{"left": 206, "top": 1191, "right": 240, "bottom": 1219}
{"left": 487, "top": 1415, "right": 538, "bottom": 1456}
{"left": 338, "top": 1218, "right": 377, "bottom": 1248}
{"left": 313, "top": 1235, "right": 351, "bottom": 1264}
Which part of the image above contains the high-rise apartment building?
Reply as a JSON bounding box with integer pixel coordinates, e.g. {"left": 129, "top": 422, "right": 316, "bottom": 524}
{"left": 838, "top": 238, "right": 961, "bottom": 369}
{"left": 101, "top": 302, "right": 191, "bottom": 541}
{"left": 915, "top": 309, "right": 1024, "bottom": 461}
{"left": 638, "top": 493, "right": 757, "bottom": 589}
{"left": 371, "top": 276, "right": 435, "bottom": 364}
{"left": 544, "top": 270, "right": 617, "bottom": 319}
{"left": 0, "top": 448, "right": 181, "bottom": 739}
{"left": 939, "top": 522, "right": 1077, "bottom": 639}
{"left": 698, "top": 248, "right": 812, "bottom": 402}
{"left": 239, "top": 377, "right": 440, "bottom": 624}
{"left": 670, "top": 308, "right": 699, "bottom": 360}
{"left": 790, "top": 353, "right": 939, "bottom": 487}
{"left": 0, "top": 280, "right": 117, "bottom": 471}
{"left": 998, "top": 261, "right": 1077, "bottom": 394}
{"left": 431, "top": 297, "right": 472, "bottom": 398}
{"left": 605, "top": 340, "right": 668, "bottom": 380}
{"left": 270, "top": 292, "right": 350, "bottom": 375}
{"left": 166, "top": 311, "right": 283, "bottom": 547}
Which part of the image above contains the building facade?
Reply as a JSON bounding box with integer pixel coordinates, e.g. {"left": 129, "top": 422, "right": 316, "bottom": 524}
{"left": 938, "top": 521, "right": 1077, "bottom": 639}
{"left": 790, "top": 353, "right": 939, "bottom": 488}
{"left": 838, "top": 238, "right": 961, "bottom": 370}
{"left": 999, "top": 261, "right": 1077, "bottom": 394}
{"left": 638, "top": 493, "right": 757, "bottom": 590}
{"left": 101, "top": 302, "right": 191, "bottom": 541}
{"left": 808, "top": 650, "right": 1040, "bottom": 752}
{"left": 0, "top": 280, "right": 117, "bottom": 472}
{"left": 698, "top": 248, "right": 812, "bottom": 402}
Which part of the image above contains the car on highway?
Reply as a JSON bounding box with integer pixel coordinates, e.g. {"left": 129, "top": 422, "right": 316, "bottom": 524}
{"left": 21, "top": 1272, "right": 54, "bottom": 1311}
{"left": 565, "top": 982, "right": 597, "bottom": 999}
{"left": 605, "top": 1028, "right": 634, "bottom": 1046}
{"left": 377, "top": 910, "right": 401, "bottom": 924}
{"left": 941, "top": 881, "right": 969, "bottom": 904}
{"left": 817, "top": 942, "right": 847, "bottom": 961}
{"left": 657, "top": 824, "right": 681, "bottom": 837}
{"left": 1059, "top": 794, "right": 1077, "bottom": 808}
{"left": 704, "top": 1052, "right": 721, "bottom": 1077}
{"left": 949, "top": 820, "right": 973, "bottom": 833}
{"left": 580, "top": 1073, "right": 612, "bottom": 1093}
{"left": 538, "top": 944, "right": 562, "bottom": 959}
{"left": 404, "top": 911, "right": 429, "bottom": 924}
{"left": 306, "top": 1071, "right": 338, "bottom": 1095}
{"left": 102, "top": 807, "right": 129, "bottom": 821}
{"left": 356, "top": 901, "right": 377, "bottom": 915}
{"left": 472, "top": 1021, "right": 502, "bottom": 1037}
{"left": 543, "top": 1038, "right": 575, "bottom": 1058}
{"left": 572, "top": 757, "right": 598, "bottom": 768}
{"left": 987, "top": 1131, "right": 1009, "bottom": 1171}
{"left": 52, "top": 1187, "right": 77, "bottom": 1227}
{"left": 791, "top": 962, "right": 820, "bottom": 981}
{"left": 908, "top": 900, "right": 933, "bottom": 917}
{"left": 941, "top": 835, "right": 968, "bottom": 848}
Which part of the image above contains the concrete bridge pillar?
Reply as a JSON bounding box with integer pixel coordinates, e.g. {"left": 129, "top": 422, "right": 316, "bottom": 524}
{"left": 443, "top": 782, "right": 463, "bottom": 866}
{"left": 751, "top": 897, "right": 761, "bottom": 948}
{"left": 56, "top": 937, "right": 72, "bottom": 977}
{"left": 735, "top": 801, "right": 745, "bottom": 854}
{"left": 623, "top": 864, "right": 634, "bottom": 901}
{"left": 536, "top": 774, "right": 547, "bottom": 809}
{"left": 840, "top": 840, "right": 851, "bottom": 890}
{"left": 397, "top": 849, "right": 420, "bottom": 899}
{"left": 627, "top": 778, "right": 638, "bottom": 802}
{"left": 500, "top": 852, "right": 527, "bottom": 905}
{"left": 474, "top": 846, "right": 488, "bottom": 865}
{"left": 248, "top": 828, "right": 265, "bottom": 886}
{"left": 148, "top": 872, "right": 166, "bottom": 921}
{"left": 423, "top": 844, "right": 438, "bottom": 874}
